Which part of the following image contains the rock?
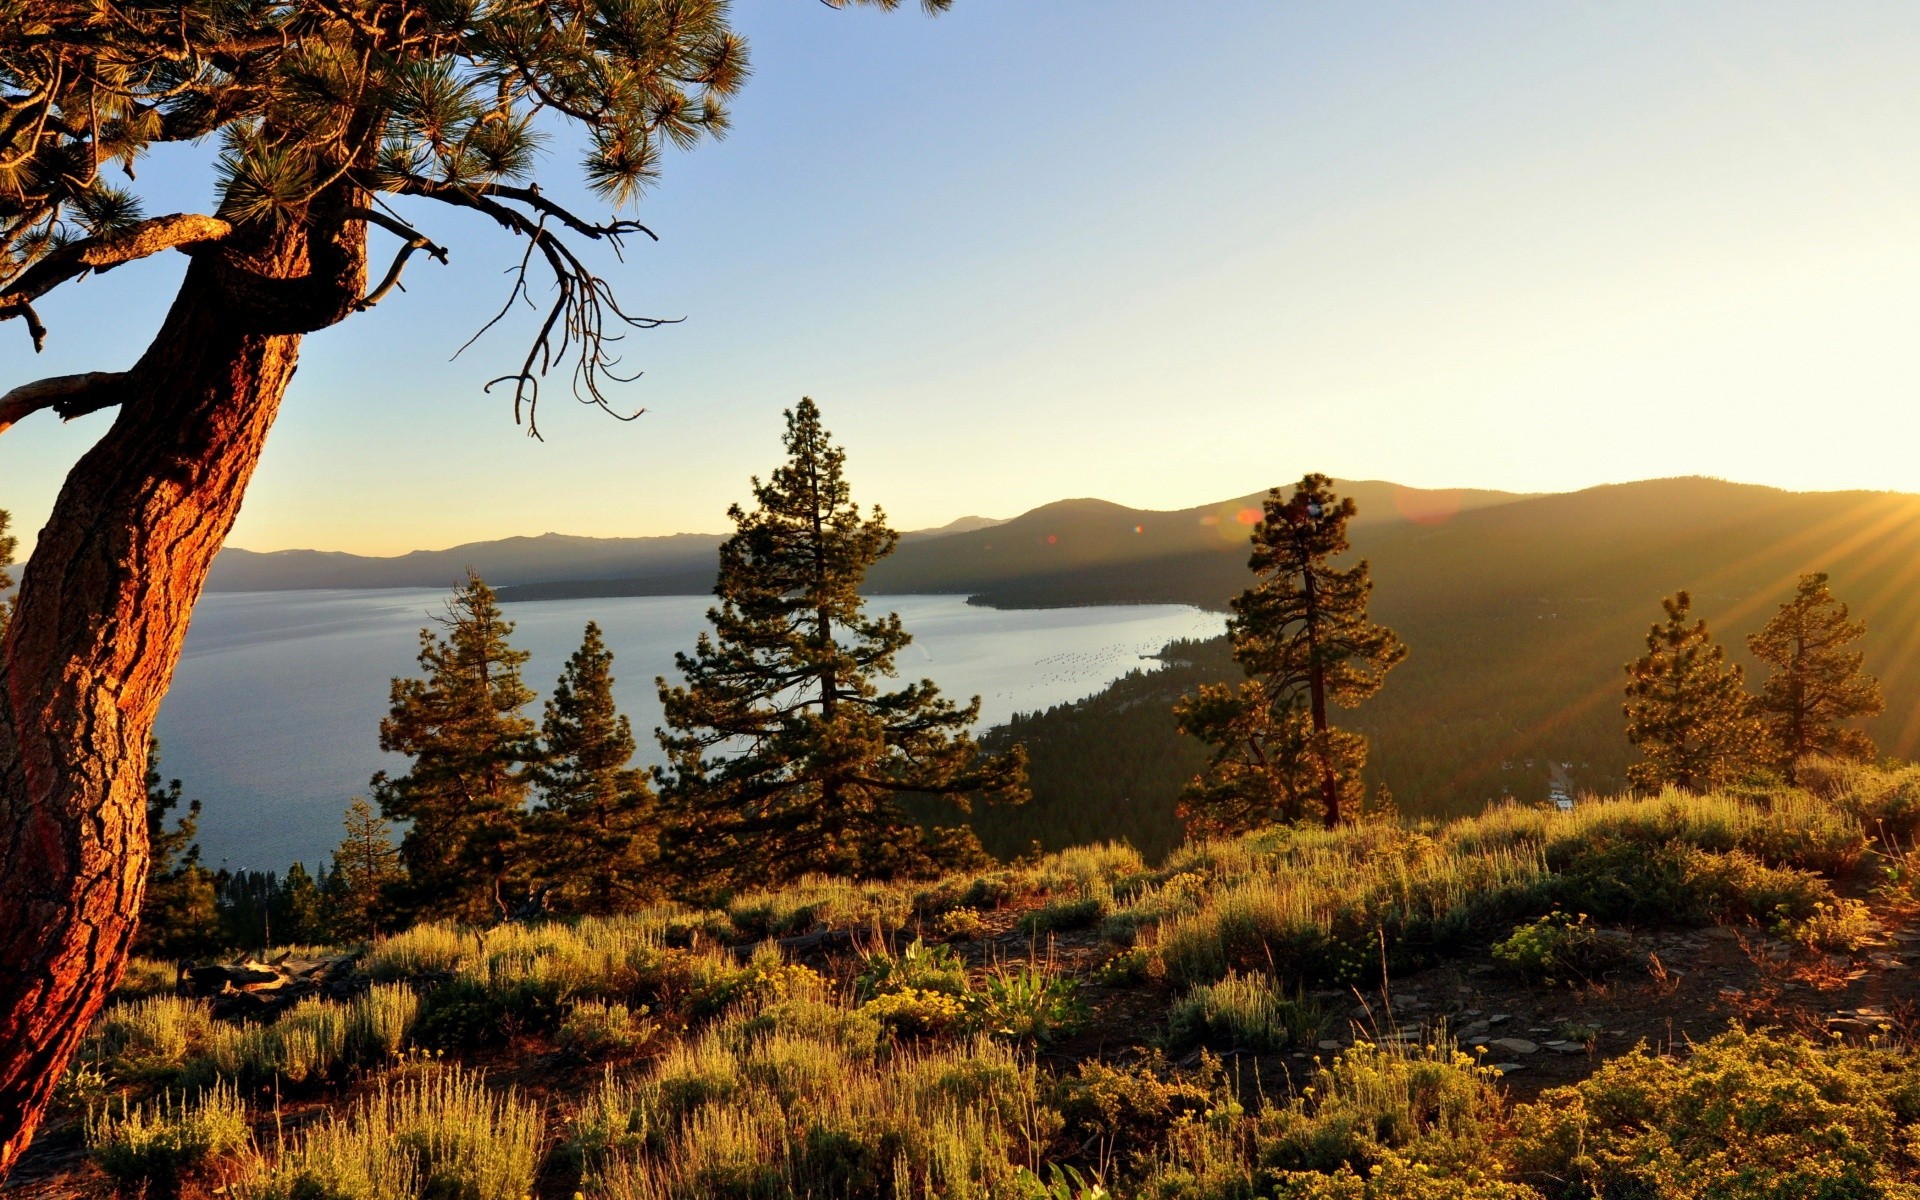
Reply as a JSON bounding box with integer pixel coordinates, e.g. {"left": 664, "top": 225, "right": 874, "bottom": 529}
{"left": 1317, "top": 1040, "right": 1343, "bottom": 1051}
{"left": 1705, "top": 926, "right": 1738, "bottom": 941}
{"left": 1544, "top": 1041, "right": 1587, "bottom": 1055}
{"left": 1462, "top": 1020, "right": 1491, "bottom": 1035}
{"left": 1489, "top": 1062, "right": 1527, "bottom": 1075}
{"left": 1491, "top": 1038, "right": 1540, "bottom": 1055}
{"left": 1488, "top": 1014, "right": 1512, "bottom": 1026}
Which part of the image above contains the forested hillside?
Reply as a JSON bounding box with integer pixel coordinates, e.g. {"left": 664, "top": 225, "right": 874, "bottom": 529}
{"left": 968, "top": 478, "right": 1920, "bottom": 856}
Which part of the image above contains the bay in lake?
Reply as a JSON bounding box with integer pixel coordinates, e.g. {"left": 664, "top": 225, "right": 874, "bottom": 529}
{"left": 154, "top": 591, "right": 1224, "bottom": 870}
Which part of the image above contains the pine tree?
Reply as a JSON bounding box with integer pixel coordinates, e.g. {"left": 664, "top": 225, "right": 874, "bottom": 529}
{"left": 375, "top": 573, "right": 538, "bottom": 923}
{"left": 276, "top": 863, "right": 325, "bottom": 946}
{"left": 325, "top": 800, "right": 405, "bottom": 942}
{"left": 0, "top": 508, "right": 14, "bottom": 636}
{"left": 133, "top": 739, "right": 220, "bottom": 959}
{"left": 531, "top": 623, "right": 661, "bottom": 914}
{"left": 1748, "top": 572, "right": 1884, "bottom": 780}
{"left": 1177, "top": 475, "right": 1405, "bottom": 831}
{"left": 1622, "top": 591, "right": 1758, "bottom": 793}
{"left": 657, "top": 399, "right": 1027, "bottom": 890}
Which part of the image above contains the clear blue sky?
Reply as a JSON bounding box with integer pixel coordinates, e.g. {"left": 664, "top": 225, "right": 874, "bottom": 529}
{"left": 8, "top": 1, "right": 1920, "bottom": 556}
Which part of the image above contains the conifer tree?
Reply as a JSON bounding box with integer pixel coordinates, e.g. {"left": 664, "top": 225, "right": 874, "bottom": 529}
{"left": 0, "top": 509, "right": 14, "bottom": 636}
{"left": 532, "top": 623, "right": 661, "bottom": 914}
{"left": 1623, "top": 592, "right": 1758, "bottom": 793}
{"left": 133, "top": 740, "right": 220, "bottom": 960}
{"left": 276, "top": 864, "right": 326, "bottom": 946}
{"left": 657, "top": 399, "right": 1027, "bottom": 890}
{"left": 375, "top": 573, "right": 538, "bottom": 923}
{"left": 325, "top": 800, "right": 405, "bottom": 943}
{"left": 1178, "top": 475, "right": 1405, "bottom": 830}
{"left": 1748, "top": 572, "right": 1884, "bottom": 780}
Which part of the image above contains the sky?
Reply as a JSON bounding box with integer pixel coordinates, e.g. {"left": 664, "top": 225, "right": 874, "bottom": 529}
{"left": 9, "top": 1, "right": 1920, "bottom": 557}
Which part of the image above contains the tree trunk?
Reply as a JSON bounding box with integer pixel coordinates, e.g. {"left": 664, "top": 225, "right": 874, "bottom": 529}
{"left": 0, "top": 205, "right": 363, "bottom": 1173}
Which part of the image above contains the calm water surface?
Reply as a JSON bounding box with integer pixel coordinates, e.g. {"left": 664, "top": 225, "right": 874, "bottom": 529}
{"left": 153, "top": 591, "right": 1224, "bottom": 869}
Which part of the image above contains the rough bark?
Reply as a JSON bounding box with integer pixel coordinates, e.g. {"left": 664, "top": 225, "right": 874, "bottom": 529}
{"left": 0, "top": 199, "right": 365, "bottom": 1175}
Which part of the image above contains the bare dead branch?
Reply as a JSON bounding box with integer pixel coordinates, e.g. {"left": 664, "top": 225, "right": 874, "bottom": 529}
{"left": 0, "top": 371, "right": 129, "bottom": 435}
{"left": 398, "top": 180, "right": 676, "bottom": 438}
{"left": 351, "top": 207, "right": 449, "bottom": 311}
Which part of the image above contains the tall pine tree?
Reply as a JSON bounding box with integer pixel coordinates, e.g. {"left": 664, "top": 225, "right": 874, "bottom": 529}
{"left": 1623, "top": 592, "right": 1758, "bottom": 793}
{"left": 657, "top": 399, "right": 1027, "bottom": 890}
{"left": 133, "top": 739, "right": 220, "bottom": 959}
{"left": 1177, "top": 474, "right": 1405, "bottom": 831}
{"left": 532, "top": 623, "right": 661, "bottom": 914}
{"left": 325, "top": 800, "right": 405, "bottom": 942}
{"left": 1748, "top": 572, "right": 1883, "bottom": 780}
{"left": 375, "top": 573, "right": 538, "bottom": 923}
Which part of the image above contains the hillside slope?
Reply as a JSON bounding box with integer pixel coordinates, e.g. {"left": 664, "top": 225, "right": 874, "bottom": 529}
{"left": 972, "top": 477, "right": 1920, "bottom": 854}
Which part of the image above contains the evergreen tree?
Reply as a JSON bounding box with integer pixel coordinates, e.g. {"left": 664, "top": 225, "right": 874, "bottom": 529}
{"left": 325, "top": 799, "right": 405, "bottom": 942}
{"left": 1177, "top": 475, "right": 1406, "bottom": 831}
{"left": 133, "top": 740, "right": 220, "bottom": 959}
{"left": 1748, "top": 572, "right": 1884, "bottom": 780}
{"left": 657, "top": 399, "right": 1027, "bottom": 890}
{"left": 1622, "top": 592, "right": 1758, "bottom": 793}
{"left": 375, "top": 573, "right": 538, "bottom": 923}
{"left": 0, "top": 508, "right": 14, "bottom": 636}
{"left": 276, "top": 863, "right": 326, "bottom": 946}
{"left": 531, "top": 623, "right": 661, "bottom": 914}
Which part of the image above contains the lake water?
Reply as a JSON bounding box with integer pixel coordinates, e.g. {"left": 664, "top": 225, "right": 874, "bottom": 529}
{"left": 153, "top": 591, "right": 1224, "bottom": 870}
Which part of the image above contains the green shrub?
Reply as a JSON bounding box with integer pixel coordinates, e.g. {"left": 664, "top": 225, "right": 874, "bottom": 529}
{"left": 1019, "top": 896, "right": 1110, "bottom": 935}
{"left": 93, "top": 995, "right": 219, "bottom": 1085}
{"left": 1491, "top": 913, "right": 1632, "bottom": 987}
{"left": 115, "top": 957, "right": 181, "bottom": 1000}
{"left": 973, "top": 959, "right": 1086, "bottom": 1045}
{"left": 238, "top": 1067, "right": 541, "bottom": 1200}
{"left": 1775, "top": 897, "right": 1882, "bottom": 953}
{"left": 1051, "top": 1054, "right": 1216, "bottom": 1178}
{"left": 347, "top": 982, "right": 419, "bottom": 1060}
{"left": 1510, "top": 1028, "right": 1920, "bottom": 1200}
{"left": 558, "top": 1000, "right": 654, "bottom": 1057}
{"left": 578, "top": 1029, "right": 1052, "bottom": 1200}
{"left": 1168, "top": 972, "right": 1325, "bottom": 1053}
{"left": 858, "top": 988, "right": 967, "bottom": 1037}
{"left": 89, "top": 1083, "right": 250, "bottom": 1196}
{"left": 857, "top": 937, "right": 968, "bottom": 1000}
{"left": 935, "top": 906, "right": 989, "bottom": 941}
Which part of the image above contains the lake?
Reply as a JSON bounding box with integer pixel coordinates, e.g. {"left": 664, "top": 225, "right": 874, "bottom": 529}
{"left": 153, "top": 591, "right": 1225, "bottom": 870}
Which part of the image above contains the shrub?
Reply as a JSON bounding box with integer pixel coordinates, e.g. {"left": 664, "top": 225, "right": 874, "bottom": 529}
{"left": 93, "top": 995, "right": 220, "bottom": 1085}
{"left": 857, "top": 938, "right": 968, "bottom": 1000}
{"left": 347, "top": 982, "right": 419, "bottom": 1060}
{"left": 115, "top": 957, "right": 181, "bottom": 1000}
{"left": 1510, "top": 1028, "right": 1920, "bottom": 1200}
{"left": 1775, "top": 898, "right": 1881, "bottom": 954}
{"left": 1019, "top": 895, "right": 1109, "bottom": 935}
{"left": 935, "top": 906, "right": 989, "bottom": 941}
{"left": 559, "top": 1001, "right": 654, "bottom": 1057}
{"left": 1491, "top": 913, "right": 1632, "bottom": 987}
{"left": 1051, "top": 1054, "right": 1217, "bottom": 1178}
{"left": 577, "top": 1028, "right": 1052, "bottom": 1200}
{"left": 89, "top": 1083, "right": 250, "bottom": 1197}
{"left": 858, "top": 988, "right": 967, "bottom": 1038}
{"left": 973, "top": 958, "right": 1086, "bottom": 1045}
{"left": 238, "top": 1067, "right": 541, "bottom": 1200}
{"left": 1168, "top": 973, "right": 1324, "bottom": 1053}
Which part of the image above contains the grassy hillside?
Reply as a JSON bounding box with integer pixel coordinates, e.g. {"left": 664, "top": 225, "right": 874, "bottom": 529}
{"left": 39, "top": 764, "right": 1920, "bottom": 1199}
{"left": 971, "top": 478, "right": 1920, "bottom": 851}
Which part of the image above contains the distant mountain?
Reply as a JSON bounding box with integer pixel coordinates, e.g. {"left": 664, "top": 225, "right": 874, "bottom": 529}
{"left": 866, "top": 481, "right": 1526, "bottom": 602}
{"left": 207, "top": 515, "right": 1011, "bottom": 596}
{"left": 207, "top": 532, "right": 726, "bottom": 593}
